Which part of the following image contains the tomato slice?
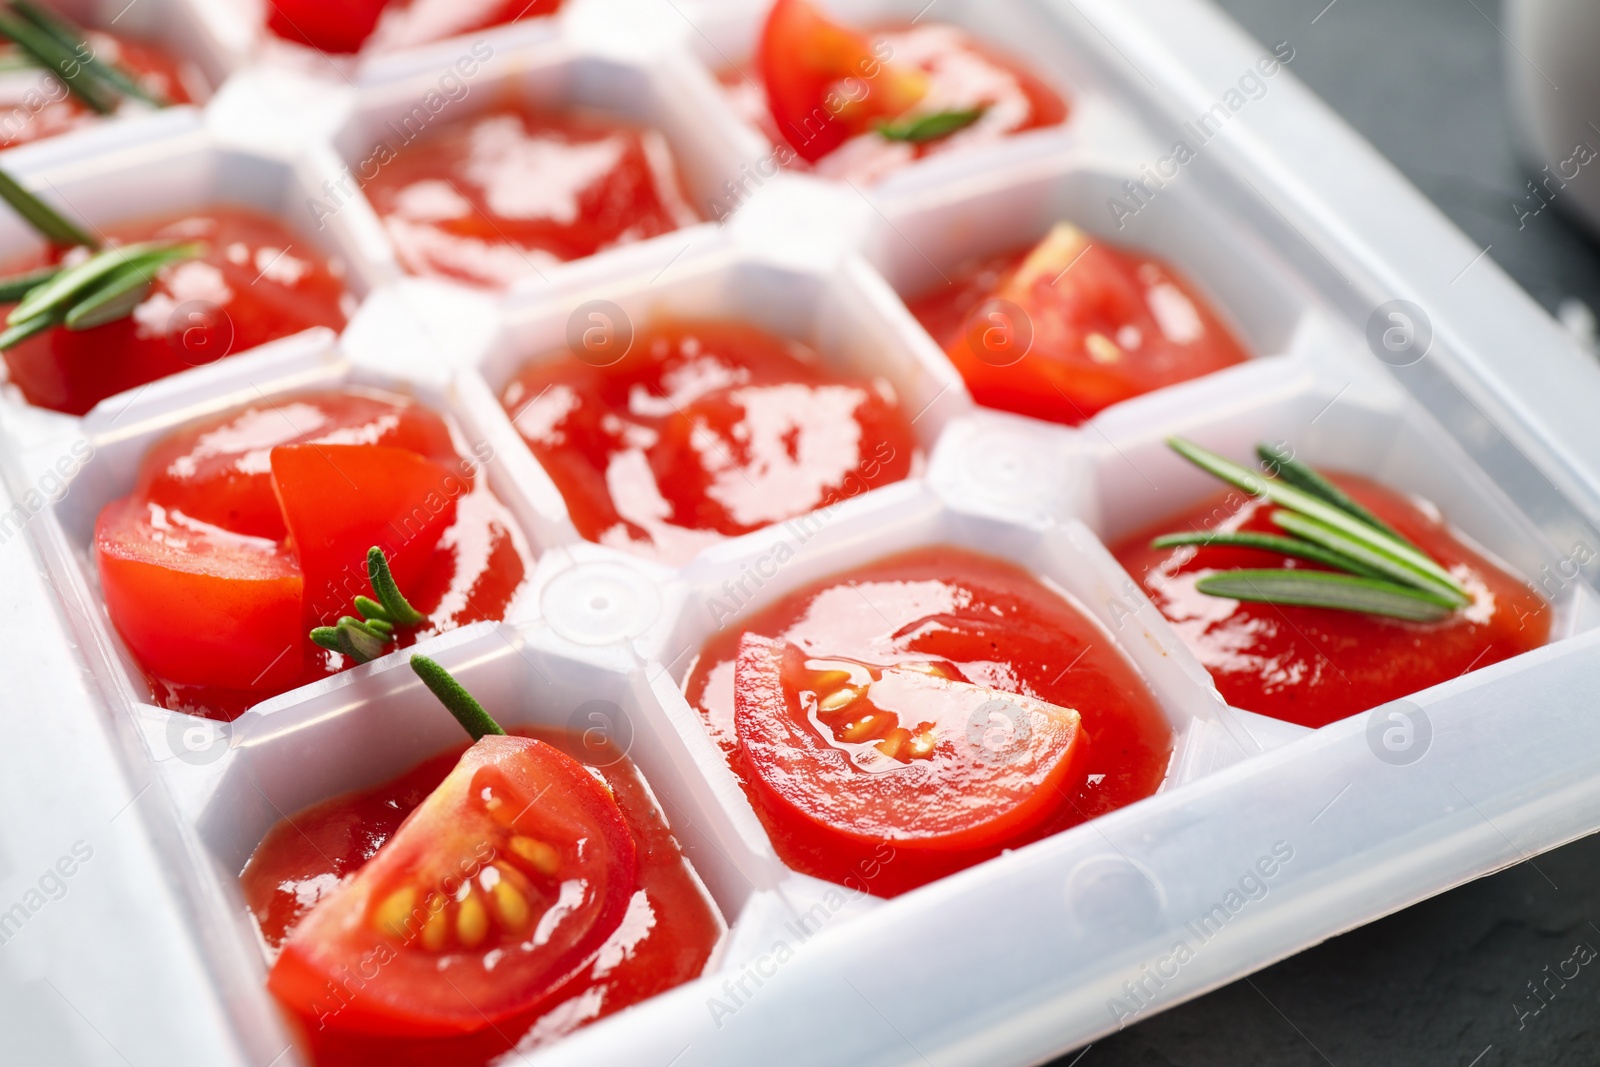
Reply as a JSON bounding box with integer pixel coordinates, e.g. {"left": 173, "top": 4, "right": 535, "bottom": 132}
{"left": 136, "top": 391, "right": 459, "bottom": 542}
{"left": 96, "top": 497, "right": 305, "bottom": 690}
{"left": 758, "top": 0, "right": 928, "bottom": 162}
{"left": 267, "top": 735, "right": 637, "bottom": 1036}
{"left": 268, "top": 0, "right": 388, "bottom": 53}
{"left": 941, "top": 224, "right": 1251, "bottom": 424}
{"left": 733, "top": 635, "right": 1085, "bottom": 852}
{"left": 270, "top": 443, "right": 461, "bottom": 624}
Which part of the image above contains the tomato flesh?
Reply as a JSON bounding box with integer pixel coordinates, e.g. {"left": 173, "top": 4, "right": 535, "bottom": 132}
{"left": 501, "top": 317, "right": 918, "bottom": 564}
{"left": 243, "top": 729, "right": 723, "bottom": 1066}
{"left": 736, "top": 5, "right": 1067, "bottom": 181}
{"left": 96, "top": 389, "right": 531, "bottom": 719}
{"left": 759, "top": 0, "right": 928, "bottom": 162}
{"left": 268, "top": 735, "right": 637, "bottom": 1037}
{"left": 362, "top": 107, "right": 697, "bottom": 287}
{"left": 1, "top": 206, "right": 349, "bottom": 416}
{"left": 1112, "top": 472, "right": 1552, "bottom": 728}
{"left": 735, "top": 636, "right": 1084, "bottom": 851}
{"left": 268, "top": 0, "right": 561, "bottom": 54}
{"left": 910, "top": 224, "right": 1250, "bottom": 425}
{"left": 685, "top": 545, "right": 1172, "bottom": 896}
{"left": 270, "top": 443, "right": 461, "bottom": 624}
{"left": 95, "top": 497, "right": 304, "bottom": 691}
{"left": 136, "top": 389, "right": 458, "bottom": 540}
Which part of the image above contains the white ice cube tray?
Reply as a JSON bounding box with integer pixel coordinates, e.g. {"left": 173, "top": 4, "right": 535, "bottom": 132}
{"left": 6, "top": 0, "right": 1600, "bottom": 1065}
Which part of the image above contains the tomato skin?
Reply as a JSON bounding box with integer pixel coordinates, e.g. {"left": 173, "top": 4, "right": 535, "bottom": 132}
{"left": 96, "top": 498, "right": 305, "bottom": 691}
{"left": 1112, "top": 474, "right": 1552, "bottom": 728}
{"left": 685, "top": 546, "right": 1172, "bottom": 896}
{"left": 267, "top": 735, "right": 638, "bottom": 1037}
{"left": 242, "top": 729, "right": 721, "bottom": 1067}
{"left": 268, "top": 0, "right": 561, "bottom": 53}
{"left": 136, "top": 390, "right": 458, "bottom": 541}
{"left": 734, "top": 635, "right": 1085, "bottom": 852}
{"left": 1, "top": 207, "right": 349, "bottom": 416}
{"left": 501, "top": 317, "right": 918, "bottom": 563}
{"left": 910, "top": 226, "right": 1250, "bottom": 425}
{"left": 268, "top": 0, "right": 387, "bottom": 53}
{"left": 759, "top": 0, "right": 928, "bottom": 162}
{"left": 96, "top": 388, "right": 532, "bottom": 718}
{"left": 270, "top": 444, "right": 461, "bottom": 624}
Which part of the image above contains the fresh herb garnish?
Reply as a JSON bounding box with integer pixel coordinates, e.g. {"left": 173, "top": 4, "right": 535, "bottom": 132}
{"left": 410, "top": 655, "right": 506, "bottom": 741}
{"left": 1153, "top": 438, "right": 1470, "bottom": 621}
{"left": 0, "top": 167, "right": 96, "bottom": 247}
{"left": 309, "top": 547, "right": 428, "bottom": 664}
{"left": 1193, "top": 570, "right": 1456, "bottom": 623}
{"left": 876, "top": 106, "right": 987, "bottom": 143}
{"left": 0, "top": 167, "right": 202, "bottom": 346}
{"left": 0, "top": 2, "right": 166, "bottom": 113}
{"left": 10, "top": 1, "right": 166, "bottom": 106}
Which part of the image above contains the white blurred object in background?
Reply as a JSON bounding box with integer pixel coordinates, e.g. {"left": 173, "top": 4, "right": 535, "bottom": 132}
{"left": 1505, "top": 0, "right": 1600, "bottom": 235}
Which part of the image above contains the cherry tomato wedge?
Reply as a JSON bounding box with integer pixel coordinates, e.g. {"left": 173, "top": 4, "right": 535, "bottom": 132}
{"left": 135, "top": 390, "right": 458, "bottom": 541}
{"left": 270, "top": 443, "right": 461, "bottom": 623}
{"left": 913, "top": 223, "right": 1251, "bottom": 425}
{"left": 268, "top": 0, "right": 387, "bottom": 53}
{"left": 96, "top": 498, "right": 304, "bottom": 690}
{"left": 758, "top": 0, "right": 928, "bottom": 162}
{"left": 734, "top": 635, "right": 1085, "bottom": 852}
{"left": 268, "top": 735, "right": 637, "bottom": 1037}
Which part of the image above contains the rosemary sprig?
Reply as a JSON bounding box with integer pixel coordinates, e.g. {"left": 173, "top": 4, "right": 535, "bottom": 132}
{"left": 877, "top": 106, "right": 987, "bottom": 143}
{"left": 309, "top": 547, "right": 428, "bottom": 664}
{"left": 1194, "top": 570, "right": 1456, "bottom": 623}
{"left": 0, "top": 168, "right": 96, "bottom": 247}
{"left": 11, "top": 1, "right": 166, "bottom": 107}
{"left": 0, "top": 240, "right": 202, "bottom": 347}
{"left": 1150, "top": 530, "right": 1389, "bottom": 580}
{"left": 1256, "top": 443, "right": 1403, "bottom": 542}
{"left": 1154, "top": 438, "right": 1471, "bottom": 621}
{"left": 0, "top": 167, "right": 204, "bottom": 346}
{"left": 0, "top": 10, "right": 115, "bottom": 113}
{"left": 0, "top": 263, "right": 57, "bottom": 301}
{"left": 410, "top": 655, "right": 506, "bottom": 742}
{"left": 1166, "top": 437, "right": 1467, "bottom": 604}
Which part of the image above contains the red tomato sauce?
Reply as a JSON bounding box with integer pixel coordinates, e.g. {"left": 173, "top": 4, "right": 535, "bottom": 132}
{"left": 683, "top": 545, "right": 1174, "bottom": 896}
{"left": 96, "top": 388, "right": 533, "bottom": 720}
{"left": 360, "top": 106, "right": 698, "bottom": 288}
{"left": 720, "top": 17, "right": 1066, "bottom": 186}
{"left": 500, "top": 317, "right": 920, "bottom": 564}
{"left": 241, "top": 728, "right": 723, "bottom": 1066}
{"left": 268, "top": 0, "right": 561, "bottom": 55}
{"left": 0, "top": 28, "right": 195, "bottom": 148}
{"left": 907, "top": 225, "right": 1251, "bottom": 425}
{"left": 1112, "top": 473, "right": 1552, "bottom": 729}
{"left": 1, "top": 205, "right": 351, "bottom": 415}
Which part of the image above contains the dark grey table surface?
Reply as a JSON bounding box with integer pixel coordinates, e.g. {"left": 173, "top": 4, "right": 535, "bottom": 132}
{"left": 1049, "top": 1, "right": 1600, "bottom": 1065}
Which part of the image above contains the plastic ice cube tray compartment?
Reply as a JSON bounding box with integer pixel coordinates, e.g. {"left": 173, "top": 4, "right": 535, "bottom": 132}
{"left": 6, "top": 0, "right": 1600, "bottom": 1065}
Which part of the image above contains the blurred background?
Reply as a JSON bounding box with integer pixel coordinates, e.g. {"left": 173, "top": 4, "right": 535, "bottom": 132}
{"left": 1054, "top": 1, "right": 1600, "bottom": 1064}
